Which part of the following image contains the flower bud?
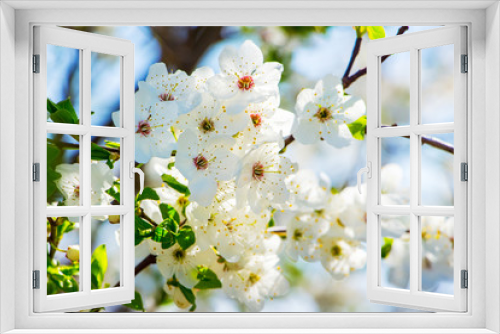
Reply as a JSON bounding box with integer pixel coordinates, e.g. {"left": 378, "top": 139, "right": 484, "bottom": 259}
{"left": 66, "top": 245, "right": 80, "bottom": 263}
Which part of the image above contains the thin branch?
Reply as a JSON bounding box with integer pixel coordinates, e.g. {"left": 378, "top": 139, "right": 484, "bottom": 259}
{"left": 381, "top": 125, "right": 454, "bottom": 154}
{"left": 48, "top": 218, "right": 58, "bottom": 260}
{"left": 114, "top": 254, "right": 157, "bottom": 288}
{"left": 343, "top": 26, "right": 409, "bottom": 89}
{"left": 343, "top": 37, "right": 362, "bottom": 80}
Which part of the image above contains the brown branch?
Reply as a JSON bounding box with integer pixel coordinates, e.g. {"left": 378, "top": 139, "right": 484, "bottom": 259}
{"left": 343, "top": 37, "right": 362, "bottom": 80}
{"left": 381, "top": 125, "right": 454, "bottom": 154}
{"left": 114, "top": 254, "right": 157, "bottom": 288}
{"left": 48, "top": 218, "right": 58, "bottom": 260}
{"left": 343, "top": 26, "right": 409, "bottom": 89}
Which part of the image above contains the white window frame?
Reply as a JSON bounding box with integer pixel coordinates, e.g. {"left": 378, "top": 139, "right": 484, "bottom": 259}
{"left": 365, "top": 26, "right": 467, "bottom": 312}
{"left": 1, "top": 1, "right": 499, "bottom": 333}
{"left": 32, "top": 25, "right": 136, "bottom": 312}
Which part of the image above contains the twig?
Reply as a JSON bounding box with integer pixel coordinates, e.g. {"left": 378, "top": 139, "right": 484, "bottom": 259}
{"left": 343, "top": 37, "right": 362, "bottom": 80}
{"left": 343, "top": 26, "right": 409, "bottom": 89}
{"left": 114, "top": 254, "right": 157, "bottom": 288}
{"left": 48, "top": 218, "right": 58, "bottom": 260}
{"left": 139, "top": 209, "right": 158, "bottom": 227}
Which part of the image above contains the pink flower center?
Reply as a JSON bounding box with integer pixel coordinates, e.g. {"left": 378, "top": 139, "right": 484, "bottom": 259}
{"left": 136, "top": 120, "right": 152, "bottom": 137}
{"left": 250, "top": 113, "right": 262, "bottom": 127}
{"left": 237, "top": 76, "right": 255, "bottom": 91}
{"left": 73, "top": 185, "right": 80, "bottom": 198}
{"left": 252, "top": 162, "right": 265, "bottom": 181}
{"left": 193, "top": 155, "right": 209, "bottom": 170}
{"left": 159, "top": 93, "right": 175, "bottom": 101}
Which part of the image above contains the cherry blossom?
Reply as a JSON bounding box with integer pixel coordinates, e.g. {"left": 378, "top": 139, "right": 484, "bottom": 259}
{"left": 292, "top": 74, "right": 366, "bottom": 148}
{"left": 207, "top": 40, "right": 283, "bottom": 115}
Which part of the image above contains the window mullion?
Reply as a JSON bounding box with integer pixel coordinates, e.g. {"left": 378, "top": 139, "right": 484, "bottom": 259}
{"left": 409, "top": 47, "right": 419, "bottom": 295}
{"left": 81, "top": 48, "right": 92, "bottom": 294}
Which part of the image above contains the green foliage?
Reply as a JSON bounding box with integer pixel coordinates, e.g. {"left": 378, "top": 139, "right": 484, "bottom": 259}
{"left": 90, "top": 142, "right": 117, "bottom": 169}
{"left": 347, "top": 115, "right": 367, "bottom": 140}
{"left": 123, "top": 291, "right": 145, "bottom": 312}
{"left": 167, "top": 162, "right": 175, "bottom": 170}
{"left": 354, "top": 26, "right": 386, "bottom": 40}
{"left": 195, "top": 267, "right": 222, "bottom": 289}
{"left": 91, "top": 245, "right": 108, "bottom": 289}
{"left": 46, "top": 143, "right": 62, "bottom": 198}
{"left": 137, "top": 187, "right": 160, "bottom": 202}
{"left": 177, "top": 225, "right": 196, "bottom": 250}
{"left": 330, "top": 187, "right": 340, "bottom": 195}
{"left": 161, "top": 174, "right": 191, "bottom": 196}
{"left": 135, "top": 215, "right": 153, "bottom": 246}
{"left": 106, "top": 181, "right": 121, "bottom": 204}
{"left": 159, "top": 203, "right": 180, "bottom": 225}
{"left": 47, "top": 98, "right": 79, "bottom": 124}
{"left": 47, "top": 262, "right": 80, "bottom": 295}
{"left": 381, "top": 237, "right": 394, "bottom": 259}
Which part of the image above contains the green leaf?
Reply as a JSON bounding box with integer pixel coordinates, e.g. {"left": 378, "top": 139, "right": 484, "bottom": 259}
{"left": 47, "top": 144, "right": 61, "bottom": 165}
{"left": 347, "top": 115, "right": 367, "bottom": 140}
{"left": 267, "top": 216, "right": 275, "bottom": 228}
{"left": 367, "top": 26, "right": 386, "bottom": 40}
{"left": 135, "top": 215, "right": 153, "bottom": 246}
{"left": 104, "top": 140, "right": 120, "bottom": 150}
{"left": 123, "top": 291, "right": 145, "bottom": 312}
{"left": 330, "top": 187, "right": 340, "bottom": 195}
{"left": 106, "top": 181, "right": 120, "bottom": 204}
{"left": 178, "top": 284, "right": 196, "bottom": 311}
{"left": 137, "top": 187, "right": 160, "bottom": 202}
{"left": 177, "top": 225, "right": 196, "bottom": 250}
{"left": 381, "top": 237, "right": 394, "bottom": 259}
{"left": 161, "top": 232, "right": 176, "bottom": 250}
{"left": 91, "top": 143, "right": 112, "bottom": 161}
{"left": 47, "top": 99, "right": 58, "bottom": 113}
{"left": 161, "top": 174, "right": 190, "bottom": 196}
{"left": 159, "top": 203, "right": 180, "bottom": 225}
{"left": 91, "top": 244, "right": 108, "bottom": 289}
{"left": 167, "top": 162, "right": 175, "bottom": 170}
{"left": 50, "top": 108, "right": 79, "bottom": 124}
{"left": 194, "top": 267, "right": 222, "bottom": 289}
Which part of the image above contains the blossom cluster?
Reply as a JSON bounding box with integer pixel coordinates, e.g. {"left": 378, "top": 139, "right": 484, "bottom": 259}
{"left": 50, "top": 39, "right": 453, "bottom": 311}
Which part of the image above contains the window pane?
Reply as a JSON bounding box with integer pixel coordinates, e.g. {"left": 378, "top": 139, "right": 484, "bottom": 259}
{"left": 47, "top": 216, "right": 80, "bottom": 295}
{"left": 380, "top": 137, "right": 410, "bottom": 205}
{"left": 47, "top": 44, "right": 80, "bottom": 124}
{"left": 91, "top": 52, "right": 121, "bottom": 127}
{"left": 91, "top": 216, "right": 122, "bottom": 290}
{"left": 420, "top": 216, "right": 454, "bottom": 295}
{"left": 380, "top": 215, "right": 410, "bottom": 290}
{"left": 47, "top": 133, "right": 81, "bottom": 207}
{"left": 420, "top": 45, "right": 454, "bottom": 124}
{"left": 91, "top": 136, "right": 121, "bottom": 206}
{"left": 420, "top": 133, "right": 454, "bottom": 206}
{"left": 381, "top": 51, "right": 410, "bottom": 127}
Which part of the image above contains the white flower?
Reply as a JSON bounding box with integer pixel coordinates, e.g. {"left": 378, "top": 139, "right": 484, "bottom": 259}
{"left": 55, "top": 162, "right": 114, "bottom": 208}
{"left": 236, "top": 142, "right": 296, "bottom": 212}
{"left": 318, "top": 235, "right": 366, "bottom": 280}
{"left": 232, "top": 97, "right": 286, "bottom": 157}
{"left": 292, "top": 74, "right": 365, "bottom": 148}
{"left": 338, "top": 185, "right": 368, "bottom": 241}
{"left": 145, "top": 63, "right": 202, "bottom": 114}
{"left": 155, "top": 243, "right": 215, "bottom": 288}
{"left": 176, "top": 93, "right": 248, "bottom": 140}
{"left": 285, "top": 215, "right": 321, "bottom": 262}
{"left": 207, "top": 40, "right": 283, "bottom": 115}
{"left": 113, "top": 81, "right": 179, "bottom": 163}
{"left": 218, "top": 236, "right": 289, "bottom": 311}
{"left": 191, "top": 197, "right": 270, "bottom": 262}
{"left": 175, "top": 130, "right": 239, "bottom": 206}
{"left": 286, "top": 169, "right": 331, "bottom": 212}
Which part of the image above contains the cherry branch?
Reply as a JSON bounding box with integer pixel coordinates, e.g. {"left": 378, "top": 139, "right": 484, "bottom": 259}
{"left": 342, "top": 26, "right": 409, "bottom": 89}
{"left": 114, "top": 254, "right": 157, "bottom": 288}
